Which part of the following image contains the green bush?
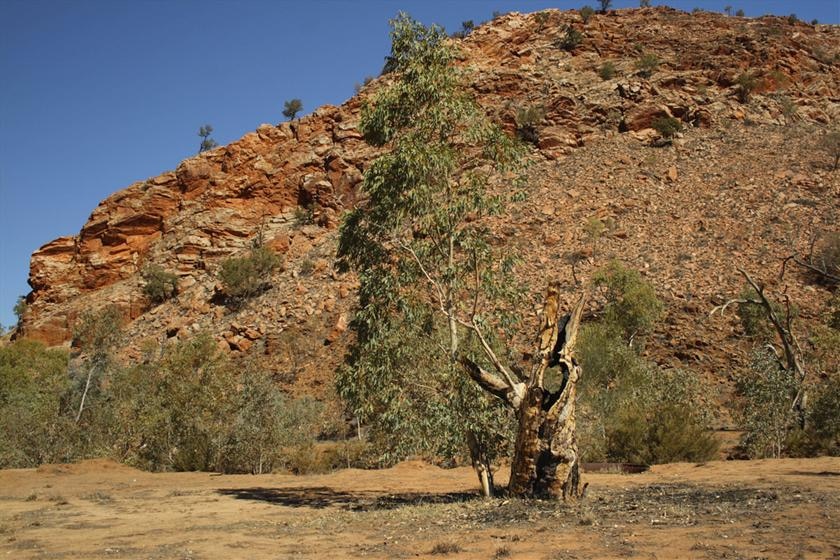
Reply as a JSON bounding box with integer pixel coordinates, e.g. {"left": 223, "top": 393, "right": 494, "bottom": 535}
{"left": 0, "top": 341, "right": 75, "bottom": 468}
{"left": 13, "top": 296, "right": 27, "bottom": 325}
{"left": 219, "top": 370, "right": 325, "bottom": 474}
{"left": 598, "top": 61, "right": 616, "bottom": 80}
{"left": 141, "top": 265, "right": 178, "bottom": 305}
{"left": 592, "top": 260, "right": 664, "bottom": 342}
{"left": 635, "top": 53, "right": 660, "bottom": 78}
{"left": 736, "top": 350, "right": 799, "bottom": 458}
{"left": 577, "top": 323, "right": 718, "bottom": 464}
{"left": 735, "top": 285, "right": 794, "bottom": 338}
{"left": 579, "top": 6, "right": 595, "bottom": 23}
{"left": 651, "top": 116, "right": 682, "bottom": 139}
{"left": 218, "top": 246, "right": 280, "bottom": 305}
{"left": 514, "top": 105, "right": 544, "bottom": 145}
{"left": 735, "top": 72, "right": 758, "bottom": 103}
{"left": 282, "top": 99, "right": 303, "bottom": 121}
{"left": 557, "top": 25, "right": 583, "bottom": 51}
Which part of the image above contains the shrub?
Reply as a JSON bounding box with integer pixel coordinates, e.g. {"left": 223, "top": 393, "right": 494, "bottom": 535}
{"left": 218, "top": 246, "right": 280, "bottom": 305}
{"left": 639, "top": 0, "right": 651, "bottom": 7}
{"left": 0, "top": 341, "right": 74, "bottom": 468}
{"left": 735, "top": 285, "right": 794, "bottom": 338}
{"left": 514, "top": 105, "right": 544, "bottom": 145}
{"left": 805, "top": 373, "right": 840, "bottom": 455}
{"left": 598, "top": 61, "right": 616, "bottom": 80}
{"left": 141, "top": 265, "right": 178, "bottom": 305}
{"left": 598, "top": 0, "right": 612, "bottom": 13}
{"left": 13, "top": 296, "right": 26, "bottom": 325}
{"left": 735, "top": 72, "right": 758, "bottom": 103}
{"left": 736, "top": 9, "right": 745, "bottom": 17}
{"left": 557, "top": 25, "right": 583, "bottom": 51}
{"left": 651, "top": 116, "right": 682, "bottom": 139}
{"left": 293, "top": 204, "right": 315, "bottom": 227}
{"left": 592, "top": 260, "right": 664, "bottom": 342}
{"left": 577, "top": 323, "right": 718, "bottom": 464}
{"left": 820, "top": 130, "right": 840, "bottom": 171}
{"left": 579, "top": 6, "right": 595, "bottom": 23}
{"left": 787, "top": 13, "right": 798, "bottom": 25}
{"left": 452, "top": 20, "right": 475, "bottom": 38}
{"left": 635, "top": 53, "right": 660, "bottom": 78}
{"left": 282, "top": 99, "right": 303, "bottom": 121}
{"left": 219, "top": 369, "right": 324, "bottom": 474}
{"left": 534, "top": 11, "right": 550, "bottom": 32}
{"left": 736, "top": 350, "right": 800, "bottom": 458}
{"left": 197, "top": 124, "right": 218, "bottom": 153}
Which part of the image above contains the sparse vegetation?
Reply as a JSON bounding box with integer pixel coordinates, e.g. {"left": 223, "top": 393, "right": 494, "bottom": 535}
{"left": 736, "top": 8, "right": 745, "bottom": 16}
{"left": 534, "top": 11, "right": 550, "bottom": 32}
{"left": 577, "top": 262, "right": 718, "bottom": 465}
{"left": 579, "top": 6, "right": 595, "bottom": 23}
{"left": 13, "top": 296, "right": 26, "bottom": 325}
{"left": 598, "top": 0, "right": 612, "bottom": 13}
{"left": 635, "top": 53, "right": 660, "bottom": 78}
{"left": 514, "top": 105, "right": 544, "bottom": 145}
{"left": 430, "top": 542, "right": 463, "bottom": 555}
{"left": 598, "top": 60, "right": 616, "bottom": 80}
{"left": 141, "top": 265, "right": 178, "bottom": 305}
{"left": 452, "top": 20, "right": 475, "bottom": 39}
{"left": 735, "top": 72, "right": 758, "bottom": 103}
{"left": 197, "top": 124, "right": 218, "bottom": 153}
{"left": 651, "top": 116, "right": 682, "bottom": 139}
{"left": 820, "top": 130, "right": 840, "bottom": 171}
{"left": 282, "top": 98, "right": 303, "bottom": 121}
{"left": 218, "top": 245, "right": 280, "bottom": 305}
{"left": 639, "top": 0, "right": 651, "bottom": 7}
{"left": 557, "top": 25, "right": 583, "bottom": 51}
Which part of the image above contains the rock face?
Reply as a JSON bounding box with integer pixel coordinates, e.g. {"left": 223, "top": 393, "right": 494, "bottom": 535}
{"left": 19, "top": 8, "right": 840, "bottom": 395}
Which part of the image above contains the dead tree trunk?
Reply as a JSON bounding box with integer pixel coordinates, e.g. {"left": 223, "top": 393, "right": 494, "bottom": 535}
{"left": 508, "top": 286, "right": 586, "bottom": 499}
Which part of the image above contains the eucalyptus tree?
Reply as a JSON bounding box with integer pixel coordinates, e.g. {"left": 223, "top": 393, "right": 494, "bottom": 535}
{"left": 337, "top": 13, "right": 586, "bottom": 499}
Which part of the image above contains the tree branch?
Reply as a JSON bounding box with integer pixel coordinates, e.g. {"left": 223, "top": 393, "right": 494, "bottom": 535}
{"left": 458, "top": 356, "right": 519, "bottom": 407}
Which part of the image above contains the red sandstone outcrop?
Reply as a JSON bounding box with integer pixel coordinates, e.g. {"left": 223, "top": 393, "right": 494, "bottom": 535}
{"left": 19, "top": 8, "right": 839, "bottom": 396}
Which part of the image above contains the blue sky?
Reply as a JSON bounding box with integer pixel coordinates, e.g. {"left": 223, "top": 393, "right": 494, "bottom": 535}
{"left": 1, "top": 0, "right": 837, "bottom": 330}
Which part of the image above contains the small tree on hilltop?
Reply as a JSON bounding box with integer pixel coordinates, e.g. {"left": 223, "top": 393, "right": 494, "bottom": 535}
{"left": 338, "top": 13, "right": 587, "bottom": 500}
{"left": 598, "top": 0, "right": 612, "bottom": 13}
{"left": 198, "top": 124, "right": 218, "bottom": 153}
{"left": 283, "top": 99, "right": 303, "bottom": 121}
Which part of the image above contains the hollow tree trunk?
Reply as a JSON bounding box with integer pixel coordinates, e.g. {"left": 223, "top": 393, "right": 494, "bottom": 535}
{"left": 508, "top": 288, "right": 586, "bottom": 500}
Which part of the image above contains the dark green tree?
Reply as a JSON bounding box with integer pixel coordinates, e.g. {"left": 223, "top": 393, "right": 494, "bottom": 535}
{"left": 198, "top": 124, "right": 218, "bottom": 153}
{"left": 282, "top": 98, "right": 303, "bottom": 121}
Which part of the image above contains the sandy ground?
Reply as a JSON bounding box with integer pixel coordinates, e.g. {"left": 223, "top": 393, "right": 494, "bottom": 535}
{"left": 0, "top": 457, "right": 838, "bottom": 559}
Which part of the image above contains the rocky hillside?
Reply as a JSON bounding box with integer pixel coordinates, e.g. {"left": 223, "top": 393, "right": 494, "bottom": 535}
{"left": 19, "top": 7, "right": 839, "bottom": 400}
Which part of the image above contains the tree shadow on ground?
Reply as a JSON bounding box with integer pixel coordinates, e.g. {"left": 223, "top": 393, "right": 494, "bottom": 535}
{"left": 217, "top": 486, "right": 478, "bottom": 511}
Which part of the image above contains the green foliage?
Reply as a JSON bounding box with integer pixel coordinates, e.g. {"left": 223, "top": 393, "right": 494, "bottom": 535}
{"left": 557, "top": 25, "right": 583, "bottom": 51}
{"left": 336, "top": 13, "right": 524, "bottom": 469}
{"left": 735, "top": 72, "right": 758, "bottom": 103}
{"left": 577, "top": 323, "right": 719, "bottom": 464}
{"left": 452, "top": 20, "right": 475, "bottom": 39}
{"left": 282, "top": 98, "right": 303, "bottom": 120}
{"left": 293, "top": 204, "right": 315, "bottom": 227}
{"left": 13, "top": 296, "right": 27, "bottom": 325}
{"left": 218, "top": 246, "right": 280, "bottom": 305}
{"left": 787, "top": 13, "right": 798, "bottom": 25}
{"left": 514, "top": 105, "right": 544, "bottom": 145}
{"left": 820, "top": 130, "right": 840, "bottom": 171}
{"left": 598, "top": 0, "right": 612, "bottom": 13}
{"left": 218, "top": 368, "right": 324, "bottom": 474}
{"left": 736, "top": 350, "right": 799, "bottom": 458}
{"left": 579, "top": 6, "right": 595, "bottom": 23}
{"left": 0, "top": 341, "right": 74, "bottom": 468}
{"left": 735, "top": 285, "right": 792, "bottom": 338}
{"left": 534, "top": 11, "right": 550, "bottom": 32}
{"left": 592, "top": 261, "right": 664, "bottom": 342}
{"left": 141, "top": 265, "right": 178, "bottom": 305}
{"left": 197, "top": 124, "right": 218, "bottom": 153}
{"left": 724, "top": 5, "right": 733, "bottom": 16}
{"left": 635, "top": 53, "right": 660, "bottom": 78}
{"left": 736, "top": 9, "right": 745, "bottom": 17}
{"left": 598, "top": 61, "right": 616, "bottom": 80}
{"left": 651, "top": 116, "right": 682, "bottom": 139}
{"left": 639, "top": 0, "right": 651, "bottom": 7}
